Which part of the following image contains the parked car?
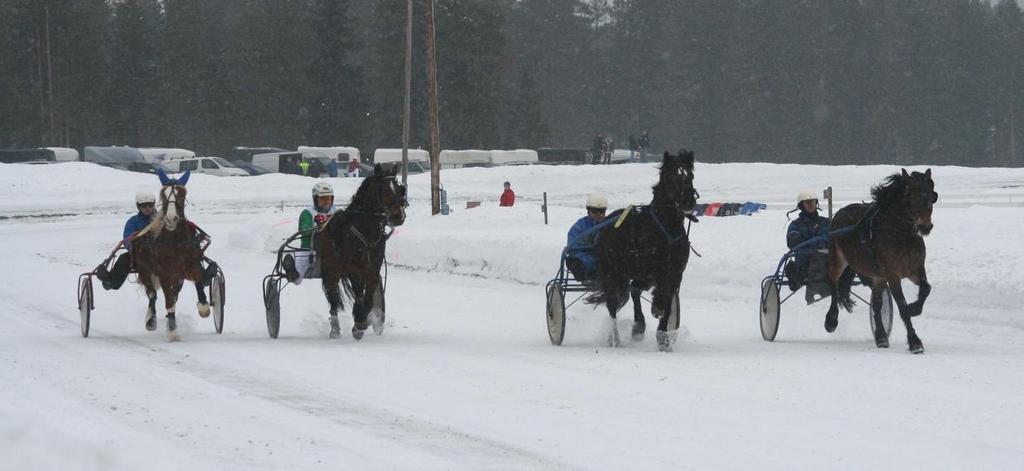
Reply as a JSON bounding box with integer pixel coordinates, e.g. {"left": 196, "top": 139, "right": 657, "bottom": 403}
{"left": 0, "top": 148, "right": 56, "bottom": 163}
{"left": 162, "top": 156, "right": 249, "bottom": 177}
{"left": 231, "top": 160, "right": 270, "bottom": 176}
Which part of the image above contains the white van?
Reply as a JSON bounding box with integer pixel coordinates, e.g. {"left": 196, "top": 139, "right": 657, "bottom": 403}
{"left": 252, "top": 151, "right": 305, "bottom": 174}
{"left": 139, "top": 147, "right": 195, "bottom": 164}
{"left": 162, "top": 156, "right": 249, "bottom": 177}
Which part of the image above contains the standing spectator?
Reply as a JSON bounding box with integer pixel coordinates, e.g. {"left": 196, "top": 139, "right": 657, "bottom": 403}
{"left": 638, "top": 131, "right": 650, "bottom": 163}
{"left": 601, "top": 135, "right": 614, "bottom": 164}
{"left": 298, "top": 158, "right": 310, "bottom": 176}
{"left": 628, "top": 134, "right": 638, "bottom": 162}
{"left": 347, "top": 156, "right": 360, "bottom": 177}
{"left": 591, "top": 133, "right": 605, "bottom": 165}
{"left": 327, "top": 158, "right": 339, "bottom": 177}
{"left": 308, "top": 158, "right": 323, "bottom": 178}
{"left": 499, "top": 181, "right": 515, "bottom": 207}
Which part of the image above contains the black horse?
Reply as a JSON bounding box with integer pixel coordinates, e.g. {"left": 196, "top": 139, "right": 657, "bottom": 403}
{"left": 318, "top": 164, "right": 407, "bottom": 339}
{"left": 826, "top": 169, "right": 937, "bottom": 353}
{"left": 587, "top": 150, "right": 699, "bottom": 351}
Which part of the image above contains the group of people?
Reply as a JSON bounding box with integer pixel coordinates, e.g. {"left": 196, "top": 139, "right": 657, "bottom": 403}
{"left": 590, "top": 131, "right": 651, "bottom": 164}
{"left": 280, "top": 156, "right": 360, "bottom": 178}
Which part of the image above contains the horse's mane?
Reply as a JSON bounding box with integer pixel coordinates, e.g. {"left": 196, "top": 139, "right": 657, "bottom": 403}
{"left": 870, "top": 173, "right": 906, "bottom": 208}
{"left": 348, "top": 174, "right": 383, "bottom": 210}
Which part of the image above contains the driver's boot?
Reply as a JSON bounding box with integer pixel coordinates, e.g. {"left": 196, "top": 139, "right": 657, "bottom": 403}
{"left": 282, "top": 255, "right": 300, "bottom": 283}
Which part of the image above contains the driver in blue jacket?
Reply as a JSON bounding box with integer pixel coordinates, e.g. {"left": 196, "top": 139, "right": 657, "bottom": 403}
{"left": 96, "top": 191, "right": 157, "bottom": 290}
{"left": 565, "top": 193, "right": 607, "bottom": 281}
{"left": 785, "top": 190, "right": 830, "bottom": 290}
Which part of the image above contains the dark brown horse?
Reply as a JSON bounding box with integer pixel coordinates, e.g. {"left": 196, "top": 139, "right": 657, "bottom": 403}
{"left": 587, "top": 151, "right": 699, "bottom": 351}
{"left": 318, "top": 164, "right": 407, "bottom": 339}
{"left": 825, "top": 169, "right": 937, "bottom": 353}
{"left": 132, "top": 172, "right": 210, "bottom": 341}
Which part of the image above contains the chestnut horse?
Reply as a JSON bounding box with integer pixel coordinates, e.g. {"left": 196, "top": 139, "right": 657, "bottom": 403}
{"left": 825, "top": 169, "right": 937, "bottom": 353}
{"left": 318, "top": 164, "right": 407, "bottom": 339}
{"left": 131, "top": 171, "right": 211, "bottom": 341}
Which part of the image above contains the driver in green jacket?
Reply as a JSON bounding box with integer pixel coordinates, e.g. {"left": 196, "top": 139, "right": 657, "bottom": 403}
{"left": 282, "top": 182, "right": 337, "bottom": 284}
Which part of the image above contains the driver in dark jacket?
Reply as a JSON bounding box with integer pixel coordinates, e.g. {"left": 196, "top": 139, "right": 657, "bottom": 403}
{"left": 785, "top": 190, "right": 830, "bottom": 290}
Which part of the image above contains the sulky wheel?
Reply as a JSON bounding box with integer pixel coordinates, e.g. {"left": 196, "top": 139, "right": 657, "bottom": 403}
{"left": 760, "top": 278, "right": 781, "bottom": 342}
{"left": 210, "top": 274, "right": 226, "bottom": 334}
{"left": 668, "top": 292, "right": 681, "bottom": 331}
{"left": 546, "top": 283, "right": 566, "bottom": 346}
{"left": 264, "top": 277, "right": 281, "bottom": 339}
{"left": 370, "top": 283, "right": 386, "bottom": 335}
{"left": 870, "top": 286, "right": 894, "bottom": 341}
{"left": 79, "top": 276, "right": 94, "bottom": 338}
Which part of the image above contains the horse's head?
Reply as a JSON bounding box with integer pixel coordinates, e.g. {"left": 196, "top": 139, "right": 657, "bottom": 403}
{"left": 656, "top": 150, "right": 699, "bottom": 212}
{"left": 156, "top": 169, "right": 189, "bottom": 231}
{"left": 902, "top": 168, "right": 937, "bottom": 236}
{"left": 367, "top": 164, "right": 408, "bottom": 226}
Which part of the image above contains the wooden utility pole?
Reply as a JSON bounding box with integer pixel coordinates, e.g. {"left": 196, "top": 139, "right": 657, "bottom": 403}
{"left": 424, "top": 0, "right": 441, "bottom": 215}
{"left": 44, "top": 4, "right": 55, "bottom": 146}
{"left": 401, "top": 0, "right": 413, "bottom": 187}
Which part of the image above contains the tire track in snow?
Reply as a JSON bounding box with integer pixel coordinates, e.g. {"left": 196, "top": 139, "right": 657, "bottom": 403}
{"left": 0, "top": 285, "right": 576, "bottom": 470}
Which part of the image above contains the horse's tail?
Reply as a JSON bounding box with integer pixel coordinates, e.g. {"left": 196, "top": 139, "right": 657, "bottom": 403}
{"left": 836, "top": 267, "right": 857, "bottom": 312}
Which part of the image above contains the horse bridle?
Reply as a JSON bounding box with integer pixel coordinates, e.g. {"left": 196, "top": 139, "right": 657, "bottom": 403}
{"left": 343, "top": 177, "right": 407, "bottom": 249}
{"left": 159, "top": 184, "right": 187, "bottom": 230}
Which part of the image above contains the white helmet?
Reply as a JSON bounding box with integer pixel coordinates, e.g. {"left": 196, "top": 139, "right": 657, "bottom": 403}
{"left": 135, "top": 191, "right": 156, "bottom": 205}
{"left": 312, "top": 182, "right": 334, "bottom": 197}
{"left": 586, "top": 193, "right": 608, "bottom": 210}
{"left": 797, "top": 190, "right": 817, "bottom": 203}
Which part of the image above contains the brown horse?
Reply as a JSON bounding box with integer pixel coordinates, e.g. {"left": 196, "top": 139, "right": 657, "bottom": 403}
{"left": 825, "top": 169, "right": 937, "bottom": 353}
{"left": 132, "top": 172, "right": 211, "bottom": 341}
{"left": 318, "top": 164, "right": 407, "bottom": 339}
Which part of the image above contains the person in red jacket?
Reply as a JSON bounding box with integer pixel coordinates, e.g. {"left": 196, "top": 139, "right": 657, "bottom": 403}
{"left": 499, "top": 181, "right": 515, "bottom": 206}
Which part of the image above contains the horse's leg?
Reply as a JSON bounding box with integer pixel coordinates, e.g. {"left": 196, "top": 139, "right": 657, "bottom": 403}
{"left": 824, "top": 244, "right": 848, "bottom": 333}
{"left": 870, "top": 281, "right": 890, "bottom": 349}
{"left": 142, "top": 275, "right": 158, "bottom": 332}
{"left": 906, "top": 268, "right": 931, "bottom": 318}
{"left": 652, "top": 284, "right": 678, "bottom": 352}
{"left": 630, "top": 282, "right": 645, "bottom": 341}
{"left": 350, "top": 278, "right": 371, "bottom": 340}
{"left": 322, "top": 276, "right": 343, "bottom": 339}
{"left": 604, "top": 279, "right": 628, "bottom": 348}
{"left": 163, "top": 279, "right": 183, "bottom": 342}
{"left": 888, "top": 279, "right": 924, "bottom": 354}
{"left": 194, "top": 266, "right": 210, "bottom": 318}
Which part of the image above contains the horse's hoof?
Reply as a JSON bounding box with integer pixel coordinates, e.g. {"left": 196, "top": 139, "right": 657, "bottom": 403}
{"left": 328, "top": 315, "right": 341, "bottom": 339}
{"left": 351, "top": 327, "right": 366, "bottom": 341}
{"left": 656, "top": 330, "right": 677, "bottom": 352}
{"left": 631, "top": 322, "right": 646, "bottom": 342}
{"left": 145, "top": 312, "right": 157, "bottom": 331}
{"left": 608, "top": 325, "right": 621, "bottom": 347}
{"left": 197, "top": 302, "right": 211, "bottom": 318}
{"left": 909, "top": 342, "right": 924, "bottom": 354}
{"left": 166, "top": 315, "right": 179, "bottom": 342}
{"left": 876, "top": 339, "right": 890, "bottom": 349}
{"left": 824, "top": 313, "right": 838, "bottom": 333}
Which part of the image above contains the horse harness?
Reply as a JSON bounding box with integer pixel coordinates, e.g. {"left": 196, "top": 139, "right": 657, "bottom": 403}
{"left": 612, "top": 204, "right": 702, "bottom": 274}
